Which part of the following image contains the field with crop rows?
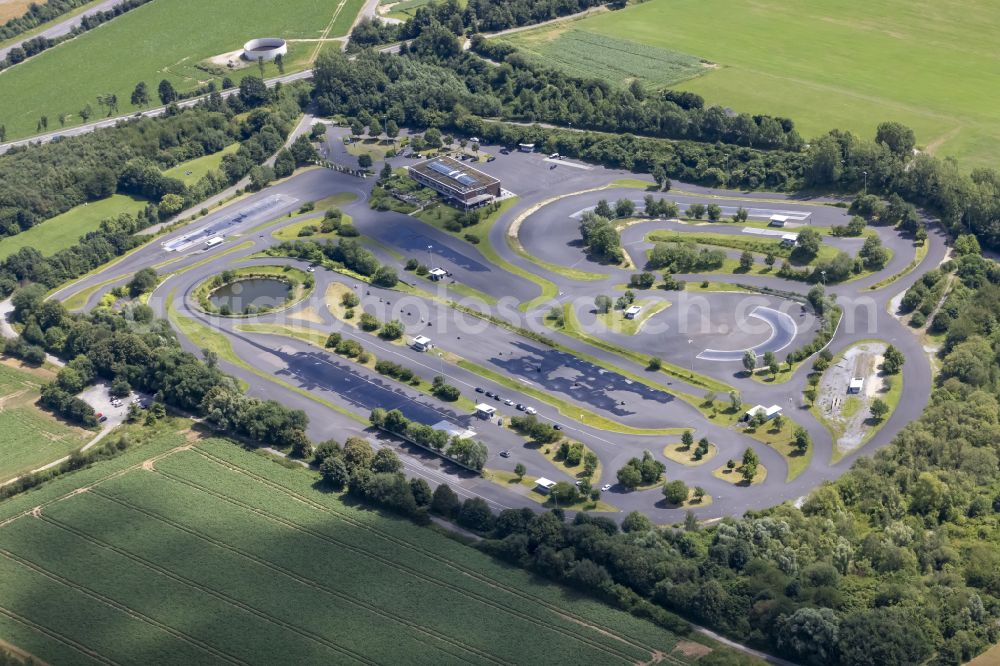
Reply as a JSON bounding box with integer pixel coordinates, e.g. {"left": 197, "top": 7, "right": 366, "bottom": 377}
{"left": 501, "top": 28, "right": 706, "bottom": 88}
{"left": 0, "top": 363, "right": 91, "bottom": 482}
{"left": 0, "top": 428, "right": 700, "bottom": 665}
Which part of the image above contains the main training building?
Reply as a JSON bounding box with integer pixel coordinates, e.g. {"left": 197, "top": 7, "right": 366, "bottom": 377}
{"left": 408, "top": 156, "right": 500, "bottom": 209}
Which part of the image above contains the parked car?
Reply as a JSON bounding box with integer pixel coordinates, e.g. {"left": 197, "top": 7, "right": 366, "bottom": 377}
{"left": 525, "top": 406, "right": 537, "bottom": 415}
{"left": 99, "top": 416, "right": 108, "bottom": 423}
{"left": 486, "top": 156, "right": 496, "bottom": 162}
{"left": 499, "top": 148, "right": 510, "bottom": 155}
{"left": 499, "top": 450, "right": 511, "bottom": 458}
{"left": 493, "top": 394, "right": 502, "bottom": 401}
{"left": 515, "top": 404, "right": 525, "bottom": 411}
{"left": 485, "top": 391, "right": 495, "bottom": 398}
{"left": 553, "top": 424, "right": 562, "bottom": 430}
{"left": 504, "top": 399, "right": 514, "bottom": 406}
{"left": 475, "top": 387, "right": 484, "bottom": 393}
{"left": 601, "top": 484, "right": 612, "bottom": 492}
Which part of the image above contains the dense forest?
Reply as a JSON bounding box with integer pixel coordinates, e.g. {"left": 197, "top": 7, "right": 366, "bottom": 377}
{"left": 0, "top": 79, "right": 311, "bottom": 296}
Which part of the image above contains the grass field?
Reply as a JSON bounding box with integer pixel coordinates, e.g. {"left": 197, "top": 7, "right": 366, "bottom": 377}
{"left": 0, "top": 425, "right": 700, "bottom": 665}
{"left": 162, "top": 143, "right": 240, "bottom": 186}
{"left": 0, "top": 0, "right": 363, "bottom": 141}
{"left": 500, "top": 0, "right": 1000, "bottom": 169}
{"left": 0, "top": 193, "right": 146, "bottom": 260}
{"left": 501, "top": 27, "right": 706, "bottom": 88}
{"left": 0, "top": 362, "right": 91, "bottom": 483}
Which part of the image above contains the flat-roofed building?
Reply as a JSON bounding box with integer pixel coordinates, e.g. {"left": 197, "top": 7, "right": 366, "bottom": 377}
{"left": 408, "top": 156, "right": 500, "bottom": 209}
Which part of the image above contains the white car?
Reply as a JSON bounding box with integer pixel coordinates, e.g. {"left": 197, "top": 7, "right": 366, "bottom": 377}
{"left": 525, "top": 406, "right": 537, "bottom": 415}
{"left": 601, "top": 484, "right": 612, "bottom": 492}
{"left": 504, "top": 399, "right": 514, "bottom": 406}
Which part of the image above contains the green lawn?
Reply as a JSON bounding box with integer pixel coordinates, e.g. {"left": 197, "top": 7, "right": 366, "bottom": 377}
{"left": 0, "top": 0, "right": 363, "bottom": 141}
{"left": 0, "top": 363, "right": 91, "bottom": 483}
{"left": 0, "top": 428, "right": 698, "bottom": 665}
{"left": 162, "top": 143, "right": 240, "bottom": 186}
{"left": 0, "top": 193, "right": 146, "bottom": 260}
{"left": 499, "top": 0, "right": 1000, "bottom": 169}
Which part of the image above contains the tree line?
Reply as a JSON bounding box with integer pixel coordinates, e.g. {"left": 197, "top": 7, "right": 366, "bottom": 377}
{"left": 349, "top": 0, "right": 617, "bottom": 50}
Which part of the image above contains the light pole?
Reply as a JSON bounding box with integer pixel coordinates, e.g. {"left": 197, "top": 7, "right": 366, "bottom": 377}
{"left": 426, "top": 244, "right": 433, "bottom": 265}
{"left": 688, "top": 338, "right": 694, "bottom": 373}
{"left": 863, "top": 170, "right": 868, "bottom": 195}
{"left": 820, "top": 270, "right": 827, "bottom": 286}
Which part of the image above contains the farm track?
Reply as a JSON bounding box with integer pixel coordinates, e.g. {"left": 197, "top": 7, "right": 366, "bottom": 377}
{"left": 0, "top": 548, "right": 248, "bottom": 666}
{"left": 0, "top": 605, "right": 115, "bottom": 666}
{"left": 142, "top": 463, "right": 648, "bottom": 665}
{"left": 187, "top": 446, "right": 685, "bottom": 666}
{"left": 56, "top": 490, "right": 502, "bottom": 666}
{"left": 32, "top": 514, "right": 382, "bottom": 666}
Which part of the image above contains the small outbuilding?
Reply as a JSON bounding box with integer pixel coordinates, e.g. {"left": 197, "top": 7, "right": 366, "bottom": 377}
{"left": 624, "top": 305, "right": 643, "bottom": 320}
{"left": 743, "top": 404, "right": 783, "bottom": 422}
{"left": 535, "top": 477, "right": 557, "bottom": 494}
{"left": 428, "top": 267, "right": 448, "bottom": 281}
{"left": 518, "top": 143, "right": 535, "bottom": 152}
{"left": 780, "top": 233, "right": 798, "bottom": 247}
{"left": 848, "top": 377, "right": 864, "bottom": 394}
{"left": 769, "top": 214, "right": 789, "bottom": 227}
{"left": 475, "top": 403, "right": 497, "bottom": 419}
{"left": 411, "top": 335, "right": 433, "bottom": 352}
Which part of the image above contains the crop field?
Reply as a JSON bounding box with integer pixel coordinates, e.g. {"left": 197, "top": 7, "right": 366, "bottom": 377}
{"left": 0, "top": 429, "right": 700, "bottom": 665}
{"left": 0, "top": 0, "right": 32, "bottom": 23}
{"left": 0, "top": 193, "right": 147, "bottom": 260}
{"left": 501, "top": 27, "right": 706, "bottom": 88}
{"left": 0, "top": 0, "right": 364, "bottom": 141}
{"left": 499, "top": 0, "right": 1000, "bottom": 169}
{"left": 0, "top": 362, "right": 90, "bottom": 482}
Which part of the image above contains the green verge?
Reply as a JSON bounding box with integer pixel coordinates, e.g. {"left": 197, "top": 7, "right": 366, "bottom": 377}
{"left": 483, "top": 469, "right": 619, "bottom": 512}
{"left": 868, "top": 240, "right": 930, "bottom": 291}
{"left": 594, "top": 299, "right": 671, "bottom": 336}
{"left": 409, "top": 196, "right": 565, "bottom": 309}
{"left": 165, "top": 291, "right": 365, "bottom": 424}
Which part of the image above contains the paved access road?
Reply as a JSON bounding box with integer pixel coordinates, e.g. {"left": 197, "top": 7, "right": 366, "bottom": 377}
{"left": 54, "top": 131, "right": 946, "bottom": 522}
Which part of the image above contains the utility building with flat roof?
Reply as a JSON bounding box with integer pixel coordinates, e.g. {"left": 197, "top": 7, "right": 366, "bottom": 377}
{"left": 408, "top": 156, "right": 501, "bottom": 209}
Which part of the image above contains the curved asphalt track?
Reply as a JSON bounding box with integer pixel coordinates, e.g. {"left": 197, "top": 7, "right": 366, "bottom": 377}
{"left": 698, "top": 306, "right": 797, "bottom": 361}
{"left": 53, "top": 128, "right": 947, "bottom": 523}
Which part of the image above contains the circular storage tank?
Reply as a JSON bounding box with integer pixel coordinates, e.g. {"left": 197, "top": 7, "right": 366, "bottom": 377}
{"left": 242, "top": 38, "right": 287, "bottom": 62}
